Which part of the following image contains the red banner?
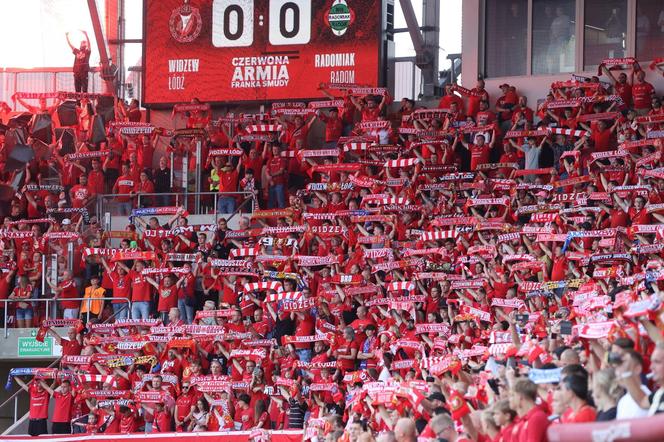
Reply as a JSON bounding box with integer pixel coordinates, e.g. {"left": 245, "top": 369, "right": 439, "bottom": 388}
{"left": 0, "top": 430, "right": 303, "bottom": 442}
{"left": 143, "top": 0, "right": 382, "bottom": 104}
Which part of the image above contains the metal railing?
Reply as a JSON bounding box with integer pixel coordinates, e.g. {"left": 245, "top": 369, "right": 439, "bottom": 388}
{"left": 0, "top": 296, "right": 128, "bottom": 434}
{"left": 2, "top": 297, "right": 131, "bottom": 338}
{"left": 1, "top": 356, "right": 62, "bottom": 432}
{"left": 95, "top": 191, "right": 257, "bottom": 220}
{"left": 0, "top": 67, "right": 106, "bottom": 111}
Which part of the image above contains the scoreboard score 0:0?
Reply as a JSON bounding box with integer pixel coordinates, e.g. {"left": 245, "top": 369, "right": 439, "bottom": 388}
{"left": 143, "top": 0, "right": 383, "bottom": 104}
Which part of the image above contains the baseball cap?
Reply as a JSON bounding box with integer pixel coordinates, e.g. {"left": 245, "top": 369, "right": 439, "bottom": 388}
{"left": 428, "top": 392, "right": 446, "bottom": 402}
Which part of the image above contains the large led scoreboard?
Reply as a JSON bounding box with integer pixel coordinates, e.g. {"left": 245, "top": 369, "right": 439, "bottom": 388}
{"left": 142, "top": 0, "right": 386, "bottom": 105}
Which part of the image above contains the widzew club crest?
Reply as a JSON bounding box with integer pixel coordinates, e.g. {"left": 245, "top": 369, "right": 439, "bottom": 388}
{"left": 169, "top": 0, "right": 203, "bottom": 43}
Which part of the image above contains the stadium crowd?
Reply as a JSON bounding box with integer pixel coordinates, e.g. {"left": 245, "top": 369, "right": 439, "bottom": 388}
{"left": 0, "top": 56, "right": 664, "bottom": 442}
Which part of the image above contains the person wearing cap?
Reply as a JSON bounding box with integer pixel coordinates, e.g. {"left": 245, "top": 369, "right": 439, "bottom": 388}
{"left": 496, "top": 83, "right": 518, "bottom": 130}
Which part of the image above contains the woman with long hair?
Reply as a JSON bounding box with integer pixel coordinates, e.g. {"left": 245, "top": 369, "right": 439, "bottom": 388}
{"left": 186, "top": 398, "right": 210, "bottom": 432}
{"left": 559, "top": 374, "right": 597, "bottom": 423}
{"left": 592, "top": 368, "right": 623, "bottom": 421}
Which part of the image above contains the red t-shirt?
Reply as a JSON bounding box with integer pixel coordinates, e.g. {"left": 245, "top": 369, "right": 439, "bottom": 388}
{"left": 293, "top": 315, "right": 315, "bottom": 349}
{"left": 361, "top": 107, "right": 382, "bottom": 122}
{"left": 29, "top": 383, "right": 50, "bottom": 419}
{"left": 110, "top": 271, "right": 131, "bottom": 304}
{"left": 236, "top": 406, "right": 255, "bottom": 430}
{"left": 12, "top": 285, "right": 32, "bottom": 309}
{"left": 70, "top": 184, "right": 91, "bottom": 208}
{"left": 152, "top": 409, "right": 172, "bottom": 432}
{"left": 61, "top": 338, "right": 82, "bottom": 356}
{"left": 591, "top": 129, "right": 612, "bottom": 152}
{"left": 438, "top": 94, "right": 464, "bottom": 111}
{"left": 336, "top": 338, "right": 359, "bottom": 371}
{"left": 59, "top": 279, "right": 79, "bottom": 309}
{"left": 320, "top": 114, "right": 343, "bottom": 142}
{"left": 129, "top": 270, "right": 152, "bottom": 303}
{"left": 629, "top": 207, "right": 652, "bottom": 225}
{"left": 157, "top": 283, "right": 179, "bottom": 312}
{"left": 267, "top": 157, "right": 288, "bottom": 185}
{"left": 114, "top": 176, "right": 135, "bottom": 202}
{"left": 467, "top": 89, "right": 489, "bottom": 117}
{"left": 87, "top": 170, "right": 105, "bottom": 195}
{"left": 551, "top": 256, "right": 568, "bottom": 281}
{"left": 287, "top": 123, "right": 309, "bottom": 149}
{"left": 242, "top": 155, "right": 264, "bottom": 178}
{"left": 120, "top": 409, "right": 139, "bottom": 434}
{"left": 609, "top": 208, "right": 629, "bottom": 228}
{"left": 515, "top": 406, "right": 549, "bottom": 442}
{"left": 218, "top": 169, "right": 239, "bottom": 193}
{"left": 632, "top": 82, "right": 654, "bottom": 109}
{"left": 135, "top": 179, "right": 155, "bottom": 194}
{"left": 614, "top": 82, "right": 632, "bottom": 107}
{"left": 470, "top": 144, "right": 490, "bottom": 171}
{"left": 175, "top": 392, "right": 197, "bottom": 423}
{"left": 51, "top": 390, "right": 74, "bottom": 423}
{"left": 62, "top": 163, "right": 83, "bottom": 188}
{"left": 561, "top": 405, "right": 597, "bottom": 423}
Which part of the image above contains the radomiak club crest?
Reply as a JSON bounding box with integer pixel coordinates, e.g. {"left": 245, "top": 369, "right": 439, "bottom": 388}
{"left": 325, "top": 0, "right": 356, "bottom": 36}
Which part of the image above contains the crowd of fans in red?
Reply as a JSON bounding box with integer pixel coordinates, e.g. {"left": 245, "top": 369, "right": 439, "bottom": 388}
{"left": 1, "top": 56, "right": 664, "bottom": 442}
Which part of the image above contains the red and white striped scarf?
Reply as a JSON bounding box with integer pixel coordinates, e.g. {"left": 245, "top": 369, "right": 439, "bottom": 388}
{"left": 267, "top": 291, "right": 302, "bottom": 302}
{"left": 78, "top": 374, "right": 115, "bottom": 385}
{"left": 547, "top": 127, "right": 590, "bottom": 138}
{"left": 246, "top": 124, "right": 283, "bottom": 133}
{"left": 386, "top": 281, "right": 415, "bottom": 294}
{"left": 384, "top": 158, "right": 419, "bottom": 168}
{"left": 420, "top": 230, "right": 457, "bottom": 241}
{"left": 244, "top": 281, "right": 283, "bottom": 293}
{"left": 343, "top": 142, "right": 372, "bottom": 152}
{"left": 229, "top": 246, "right": 259, "bottom": 258}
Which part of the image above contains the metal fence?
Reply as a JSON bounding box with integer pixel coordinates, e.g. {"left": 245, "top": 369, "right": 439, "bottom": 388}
{"left": 0, "top": 296, "right": 129, "bottom": 434}
{"left": 1, "top": 297, "right": 131, "bottom": 338}
{"left": 96, "top": 190, "right": 257, "bottom": 220}
{"left": 0, "top": 68, "right": 107, "bottom": 111}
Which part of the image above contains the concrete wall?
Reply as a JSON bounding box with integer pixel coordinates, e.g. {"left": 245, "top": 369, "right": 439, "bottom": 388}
{"left": 0, "top": 328, "right": 68, "bottom": 433}
{"left": 460, "top": 0, "right": 664, "bottom": 111}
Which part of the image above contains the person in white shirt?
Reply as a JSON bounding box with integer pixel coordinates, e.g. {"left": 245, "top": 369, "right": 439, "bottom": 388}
{"left": 615, "top": 350, "right": 651, "bottom": 419}
{"left": 379, "top": 352, "right": 394, "bottom": 382}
